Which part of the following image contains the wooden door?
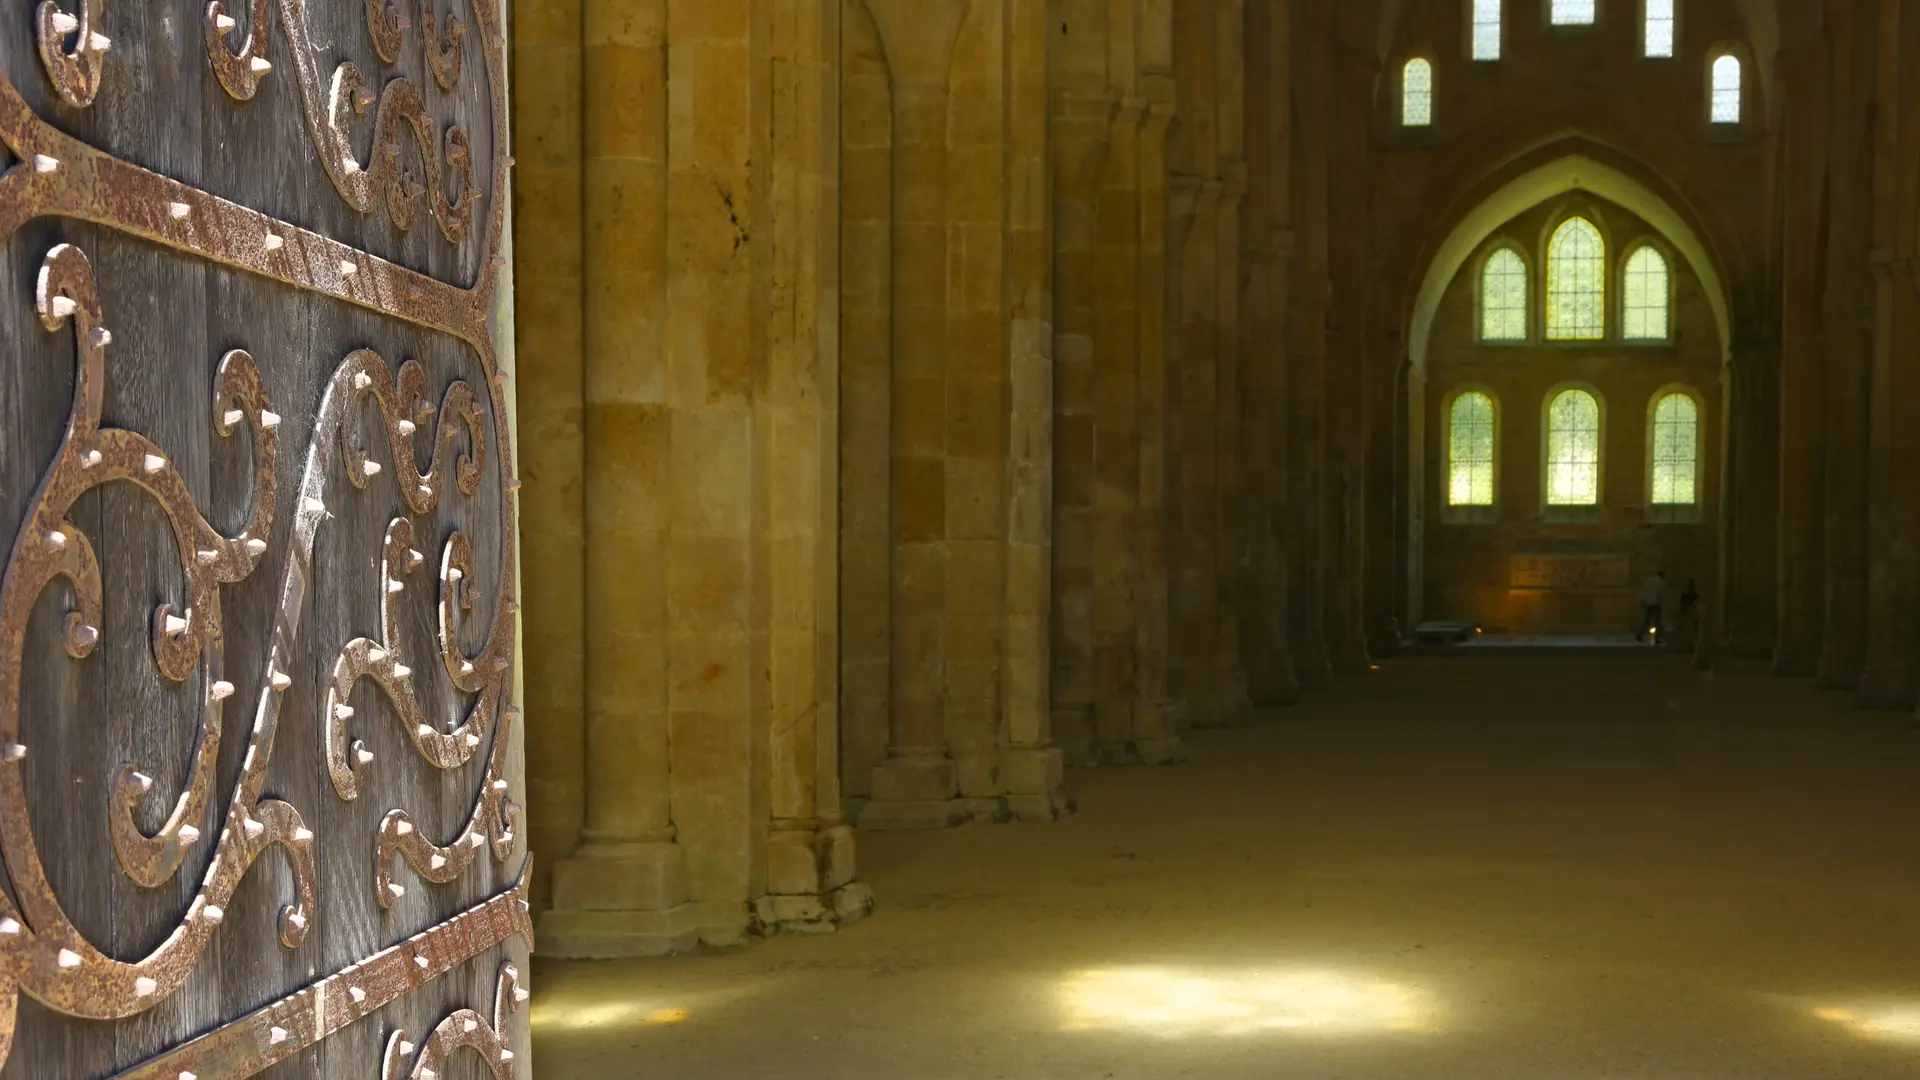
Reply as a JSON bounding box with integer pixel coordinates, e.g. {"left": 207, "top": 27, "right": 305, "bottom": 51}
{"left": 0, "top": 0, "right": 528, "bottom": 1074}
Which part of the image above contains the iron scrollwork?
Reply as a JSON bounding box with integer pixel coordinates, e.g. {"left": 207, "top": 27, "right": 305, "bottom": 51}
{"left": 0, "top": 0, "right": 525, "bottom": 1068}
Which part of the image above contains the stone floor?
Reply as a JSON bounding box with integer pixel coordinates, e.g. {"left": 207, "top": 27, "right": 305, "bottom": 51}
{"left": 531, "top": 657, "right": 1920, "bottom": 1079}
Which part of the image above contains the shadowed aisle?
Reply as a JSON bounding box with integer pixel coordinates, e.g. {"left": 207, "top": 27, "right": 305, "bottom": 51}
{"left": 533, "top": 658, "right": 1920, "bottom": 1079}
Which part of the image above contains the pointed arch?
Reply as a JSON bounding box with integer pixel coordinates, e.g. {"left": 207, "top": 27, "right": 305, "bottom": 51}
{"left": 1446, "top": 388, "right": 1499, "bottom": 508}
{"left": 1544, "top": 387, "right": 1604, "bottom": 506}
{"left": 1621, "top": 243, "right": 1672, "bottom": 340}
{"left": 1407, "top": 154, "right": 1731, "bottom": 369}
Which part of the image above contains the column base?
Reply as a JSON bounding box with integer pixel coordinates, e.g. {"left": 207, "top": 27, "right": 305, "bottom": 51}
{"left": 1329, "top": 638, "right": 1374, "bottom": 676}
{"left": 1004, "top": 746, "right": 1075, "bottom": 822}
{"left": 858, "top": 755, "right": 966, "bottom": 829}
{"left": 1295, "top": 640, "right": 1334, "bottom": 691}
{"left": 538, "top": 900, "right": 743, "bottom": 958}
{"left": 539, "top": 840, "right": 710, "bottom": 957}
{"left": 1131, "top": 699, "right": 1187, "bottom": 765}
{"left": 759, "top": 824, "right": 876, "bottom": 934}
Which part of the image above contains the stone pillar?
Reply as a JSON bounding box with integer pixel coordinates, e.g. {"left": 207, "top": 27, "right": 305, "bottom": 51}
{"left": 860, "top": 0, "right": 972, "bottom": 829}
{"left": 1239, "top": 0, "right": 1297, "bottom": 705}
{"left": 1286, "top": 0, "right": 1333, "bottom": 690}
{"left": 1170, "top": 175, "right": 1224, "bottom": 725}
{"left": 1133, "top": 82, "right": 1186, "bottom": 762}
{"left": 1857, "top": 3, "right": 1916, "bottom": 709}
{"left": 1817, "top": 0, "right": 1876, "bottom": 691}
{"left": 1322, "top": 39, "right": 1372, "bottom": 677}
{"left": 1002, "top": 0, "right": 1072, "bottom": 820}
{"left": 544, "top": 0, "right": 697, "bottom": 957}
{"left": 1719, "top": 338, "right": 1781, "bottom": 665}
{"left": 511, "top": 0, "right": 587, "bottom": 908}
{"left": 1773, "top": 41, "right": 1830, "bottom": 677}
{"left": 1047, "top": 91, "right": 1111, "bottom": 766}
{"left": 1084, "top": 96, "right": 1147, "bottom": 763}
{"left": 760, "top": 0, "right": 873, "bottom": 933}
{"left": 838, "top": 0, "right": 893, "bottom": 808}
{"left": 1211, "top": 161, "right": 1254, "bottom": 723}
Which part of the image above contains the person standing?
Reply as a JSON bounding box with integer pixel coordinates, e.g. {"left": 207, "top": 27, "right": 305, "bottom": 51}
{"left": 1637, "top": 569, "right": 1668, "bottom": 644}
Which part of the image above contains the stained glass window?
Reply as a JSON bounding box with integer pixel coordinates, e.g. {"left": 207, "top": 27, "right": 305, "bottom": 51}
{"left": 1403, "top": 59, "right": 1433, "bottom": 126}
{"left": 1449, "top": 392, "right": 1497, "bottom": 506}
{"left": 1546, "top": 389, "right": 1601, "bottom": 505}
{"left": 1645, "top": 0, "right": 1676, "bottom": 57}
{"left": 1481, "top": 248, "right": 1528, "bottom": 341}
{"left": 1650, "top": 393, "right": 1698, "bottom": 504}
{"left": 1546, "top": 217, "right": 1605, "bottom": 341}
{"left": 1472, "top": 0, "right": 1502, "bottom": 60}
{"left": 1622, "top": 246, "right": 1670, "bottom": 340}
{"left": 1711, "top": 55, "right": 1742, "bottom": 123}
{"left": 1551, "top": 0, "right": 1596, "bottom": 24}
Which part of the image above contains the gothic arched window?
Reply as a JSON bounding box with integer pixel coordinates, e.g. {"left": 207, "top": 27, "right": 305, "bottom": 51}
{"left": 1449, "top": 391, "right": 1498, "bottom": 506}
{"left": 1546, "top": 389, "right": 1602, "bottom": 505}
{"left": 1622, "top": 246, "right": 1671, "bottom": 341}
{"left": 1546, "top": 217, "right": 1605, "bottom": 341}
{"left": 1471, "top": 0, "right": 1503, "bottom": 60}
{"left": 1711, "top": 54, "right": 1742, "bottom": 124}
{"left": 1403, "top": 59, "right": 1433, "bottom": 126}
{"left": 1649, "top": 393, "right": 1699, "bottom": 505}
{"left": 1481, "top": 248, "right": 1528, "bottom": 341}
{"left": 1644, "top": 0, "right": 1676, "bottom": 57}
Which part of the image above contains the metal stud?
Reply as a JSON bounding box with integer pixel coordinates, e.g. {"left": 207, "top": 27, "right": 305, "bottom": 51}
{"left": 363, "top": 460, "right": 382, "bottom": 477}
{"left": 210, "top": 680, "right": 235, "bottom": 699}
{"left": 430, "top": 853, "right": 446, "bottom": 870}
{"left": 249, "top": 56, "right": 271, "bottom": 74}
{"left": 413, "top": 954, "right": 429, "bottom": 970}
{"left": 287, "top": 911, "right": 307, "bottom": 929}
{"left": 0, "top": 919, "right": 18, "bottom": 935}
{"left": 88, "top": 31, "right": 109, "bottom": 51}
{"left": 397, "top": 419, "right": 417, "bottom": 436}
{"left": 58, "top": 948, "right": 81, "bottom": 968}
{"left": 304, "top": 497, "right": 326, "bottom": 516}
{"left": 355, "top": 747, "right": 375, "bottom": 766}
{"left": 388, "top": 578, "right": 405, "bottom": 594}
{"left": 246, "top": 538, "right": 267, "bottom": 555}
{"left": 353, "top": 372, "right": 372, "bottom": 391}
{"left": 90, "top": 326, "right": 111, "bottom": 346}
{"left": 2, "top": 743, "right": 24, "bottom": 762}
{"left": 133, "top": 772, "right": 153, "bottom": 792}
{"left": 49, "top": 11, "right": 77, "bottom": 33}
{"left": 164, "top": 613, "right": 189, "bottom": 636}
{"left": 47, "top": 529, "right": 67, "bottom": 550}
{"left": 294, "top": 826, "right": 313, "bottom": 842}
{"left": 269, "top": 1027, "right": 288, "bottom": 1045}
{"left": 263, "top": 233, "right": 284, "bottom": 251}
{"left": 334, "top": 703, "right": 355, "bottom": 720}
{"left": 136, "top": 976, "right": 158, "bottom": 996}
{"left": 270, "top": 668, "right": 291, "bottom": 691}
{"left": 33, "top": 154, "right": 57, "bottom": 174}
{"left": 203, "top": 905, "right": 224, "bottom": 923}
{"left": 369, "top": 647, "right": 389, "bottom": 662}
{"left": 144, "top": 454, "right": 166, "bottom": 473}
{"left": 393, "top": 663, "right": 412, "bottom": 679}
{"left": 243, "top": 817, "right": 264, "bottom": 839}
{"left": 215, "top": 13, "right": 236, "bottom": 31}
{"left": 168, "top": 202, "right": 191, "bottom": 220}
{"left": 349, "top": 985, "right": 366, "bottom": 1003}
{"left": 179, "top": 824, "right": 201, "bottom": 844}
{"left": 81, "top": 449, "right": 101, "bottom": 468}
{"left": 340, "top": 260, "right": 359, "bottom": 277}
{"left": 462, "top": 1018, "right": 478, "bottom": 1033}
{"left": 260, "top": 410, "right": 281, "bottom": 429}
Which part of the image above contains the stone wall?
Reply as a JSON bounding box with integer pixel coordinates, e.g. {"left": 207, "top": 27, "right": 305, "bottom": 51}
{"left": 1421, "top": 198, "right": 1725, "bottom": 633}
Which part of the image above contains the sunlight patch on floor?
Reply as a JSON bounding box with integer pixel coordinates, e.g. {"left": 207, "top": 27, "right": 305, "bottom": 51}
{"left": 1058, "top": 966, "right": 1440, "bottom": 1038}
{"left": 1812, "top": 1002, "right": 1920, "bottom": 1043}
{"left": 532, "top": 997, "right": 694, "bottom": 1033}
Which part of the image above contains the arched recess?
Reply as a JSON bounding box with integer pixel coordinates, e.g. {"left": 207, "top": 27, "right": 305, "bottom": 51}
{"left": 1407, "top": 153, "right": 1733, "bottom": 368}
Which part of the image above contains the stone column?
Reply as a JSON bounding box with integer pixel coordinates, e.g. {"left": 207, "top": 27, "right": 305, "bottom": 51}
{"left": 1718, "top": 338, "right": 1781, "bottom": 665}
{"left": 1322, "top": 40, "right": 1372, "bottom": 678}
{"left": 1211, "top": 161, "right": 1254, "bottom": 723}
{"left": 1773, "top": 41, "right": 1830, "bottom": 677}
{"left": 1002, "top": 0, "right": 1071, "bottom": 820}
{"left": 1239, "top": 0, "right": 1297, "bottom": 705}
{"left": 1047, "top": 90, "right": 1112, "bottom": 766}
{"left": 544, "top": 0, "right": 697, "bottom": 957}
{"left": 860, "top": 0, "right": 972, "bottom": 829}
{"left": 1286, "top": 0, "right": 1332, "bottom": 690}
{"left": 1857, "top": 3, "right": 1916, "bottom": 709}
{"left": 838, "top": 0, "right": 894, "bottom": 806}
{"left": 1090, "top": 96, "right": 1148, "bottom": 762}
{"left": 1133, "top": 81, "right": 1185, "bottom": 762}
{"left": 760, "top": 0, "right": 872, "bottom": 933}
{"left": 1171, "top": 175, "right": 1224, "bottom": 725}
{"left": 511, "top": 0, "right": 587, "bottom": 908}
{"left": 1817, "top": 0, "right": 1875, "bottom": 690}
